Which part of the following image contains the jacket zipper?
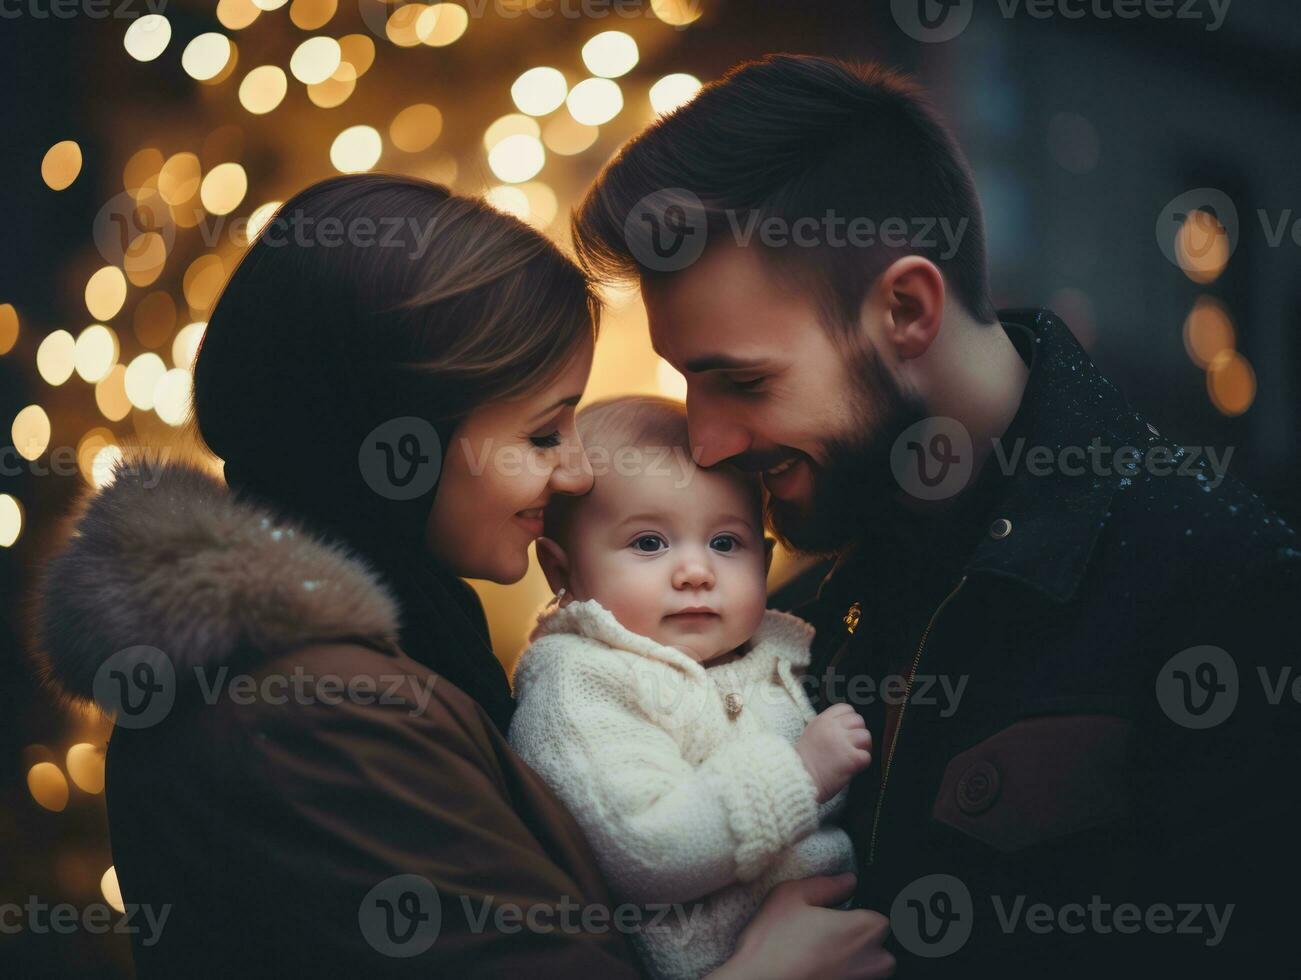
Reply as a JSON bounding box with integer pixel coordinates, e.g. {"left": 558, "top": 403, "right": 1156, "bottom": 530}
{"left": 867, "top": 574, "right": 968, "bottom": 866}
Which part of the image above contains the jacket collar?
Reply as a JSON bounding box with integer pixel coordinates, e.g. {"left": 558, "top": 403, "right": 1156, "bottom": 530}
{"left": 34, "top": 460, "right": 403, "bottom": 703}
{"left": 826, "top": 308, "right": 1139, "bottom": 606}
{"left": 527, "top": 598, "right": 815, "bottom": 677}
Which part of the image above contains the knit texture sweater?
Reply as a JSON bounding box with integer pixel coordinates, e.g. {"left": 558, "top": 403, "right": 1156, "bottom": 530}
{"left": 508, "top": 599, "right": 856, "bottom": 980}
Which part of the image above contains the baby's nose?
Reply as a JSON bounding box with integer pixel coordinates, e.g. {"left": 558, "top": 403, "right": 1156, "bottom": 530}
{"left": 672, "top": 556, "right": 715, "bottom": 589}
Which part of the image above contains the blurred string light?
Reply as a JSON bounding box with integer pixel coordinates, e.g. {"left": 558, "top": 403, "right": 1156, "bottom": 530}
{"left": 182, "top": 33, "right": 233, "bottom": 81}
{"left": 512, "top": 67, "right": 568, "bottom": 117}
{"left": 542, "top": 114, "right": 598, "bottom": 155}
{"left": 290, "top": 0, "right": 337, "bottom": 30}
{"left": 567, "top": 78, "right": 623, "bottom": 126}
{"left": 173, "top": 321, "right": 207, "bottom": 370}
{"left": 123, "top": 14, "right": 171, "bottom": 62}
{"left": 101, "top": 868, "right": 126, "bottom": 915}
{"left": 484, "top": 113, "right": 539, "bottom": 149}
{"left": 1175, "top": 209, "right": 1229, "bottom": 285}
{"left": 0, "top": 303, "right": 19, "bottom": 356}
{"left": 133, "top": 291, "right": 176, "bottom": 348}
{"left": 650, "top": 73, "right": 701, "bottom": 115}
{"left": 27, "top": 762, "right": 69, "bottom": 812}
{"left": 651, "top": 0, "right": 702, "bottom": 26}
{"left": 154, "top": 369, "right": 194, "bottom": 427}
{"left": 217, "top": 0, "right": 261, "bottom": 30}
{"left": 331, "top": 125, "right": 383, "bottom": 173}
{"left": 1208, "top": 349, "right": 1256, "bottom": 416}
{"left": 183, "top": 255, "right": 226, "bottom": 313}
{"left": 11, "top": 404, "right": 50, "bottom": 460}
{"left": 253, "top": 0, "right": 288, "bottom": 11}
{"left": 85, "top": 267, "right": 128, "bottom": 321}
{"left": 74, "top": 325, "right": 119, "bottom": 383}
{"left": 489, "top": 134, "right": 546, "bottom": 184}
{"left": 200, "top": 162, "right": 249, "bottom": 215}
{"left": 0, "top": 494, "right": 22, "bottom": 548}
{"left": 290, "top": 36, "right": 342, "bottom": 84}
{"left": 419, "top": 3, "right": 469, "bottom": 46}
{"left": 96, "top": 365, "right": 131, "bottom": 421}
{"left": 66, "top": 744, "right": 106, "bottom": 794}
{"left": 581, "top": 31, "right": 638, "bottom": 79}
{"left": 124, "top": 353, "right": 166, "bottom": 410}
{"left": 485, "top": 182, "right": 558, "bottom": 229}
{"left": 1183, "top": 296, "right": 1236, "bottom": 369}
{"left": 41, "top": 140, "right": 82, "bottom": 191}
{"left": 36, "top": 331, "right": 76, "bottom": 386}
{"left": 240, "top": 65, "right": 289, "bottom": 114}
{"left": 336, "top": 34, "right": 376, "bottom": 79}
{"left": 391, "top": 104, "right": 443, "bottom": 152}
{"left": 245, "top": 202, "right": 283, "bottom": 241}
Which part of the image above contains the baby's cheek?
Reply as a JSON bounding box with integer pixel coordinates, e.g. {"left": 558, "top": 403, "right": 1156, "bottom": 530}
{"left": 600, "top": 565, "right": 665, "bottom": 638}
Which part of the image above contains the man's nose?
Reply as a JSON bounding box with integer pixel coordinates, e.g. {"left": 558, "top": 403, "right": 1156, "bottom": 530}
{"left": 686, "top": 391, "right": 749, "bottom": 468}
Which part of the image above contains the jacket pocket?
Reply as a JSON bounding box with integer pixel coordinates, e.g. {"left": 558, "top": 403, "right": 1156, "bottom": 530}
{"left": 931, "top": 714, "right": 1133, "bottom": 853}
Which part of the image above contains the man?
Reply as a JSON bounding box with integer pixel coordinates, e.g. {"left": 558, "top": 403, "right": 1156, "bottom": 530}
{"left": 573, "top": 54, "right": 1300, "bottom": 976}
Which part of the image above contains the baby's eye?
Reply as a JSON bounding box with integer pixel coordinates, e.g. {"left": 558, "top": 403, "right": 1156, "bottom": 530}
{"left": 710, "top": 534, "right": 741, "bottom": 552}
{"left": 631, "top": 534, "right": 666, "bottom": 553}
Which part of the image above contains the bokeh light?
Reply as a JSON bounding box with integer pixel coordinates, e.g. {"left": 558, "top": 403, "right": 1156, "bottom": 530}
{"left": 41, "top": 140, "right": 82, "bottom": 191}
{"left": 512, "top": 67, "right": 568, "bottom": 117}
{"left": 0, "top": 494, "right": 22, "bottom": 548}
{"left": 36, "top": 330, "right": 76, "bottom": 386}
{"left": 650, "top": 73, "right": 702, "bottom": 115}
{"left": 123, "top": 15, "right": 171, "bottom": 62}
{"left": 567, "top": 78, "right": 623, "bottom": 126}
{"left": 331, "top": 125, "right": 383, "bottom": 173}
{"left": 582, "top": 31, "right": 639, "bottom": 79}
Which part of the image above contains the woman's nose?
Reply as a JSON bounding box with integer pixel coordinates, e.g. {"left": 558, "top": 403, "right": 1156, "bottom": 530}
{"left": 672, "top": 554, "right": 715, "bottom": 590}
{"left": 549, "top": 444, "right": 594, "bottom": 496}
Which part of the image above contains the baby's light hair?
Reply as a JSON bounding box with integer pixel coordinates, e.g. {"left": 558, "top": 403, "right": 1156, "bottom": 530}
{"left": 544, "top": 395, "right": 761, "bottom": 547}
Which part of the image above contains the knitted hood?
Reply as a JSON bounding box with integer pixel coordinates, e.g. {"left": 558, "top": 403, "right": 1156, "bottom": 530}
{"left": 33, "top": 460, "right": 403, "bottom": 704}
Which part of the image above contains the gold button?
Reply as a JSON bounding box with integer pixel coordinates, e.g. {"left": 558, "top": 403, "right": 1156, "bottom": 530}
{"left": 724, "top": 693, "right": 744, "bottom": 718}
{"left": 989, "top": 518, "right": 1013, "bottom": 540}
{"left": 842, "top": 601, "right": 862, "bottom": 635}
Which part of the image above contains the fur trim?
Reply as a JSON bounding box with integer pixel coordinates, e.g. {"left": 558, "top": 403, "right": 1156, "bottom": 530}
{"left": 34, "top": 460, "right": 403, "bottom": 702}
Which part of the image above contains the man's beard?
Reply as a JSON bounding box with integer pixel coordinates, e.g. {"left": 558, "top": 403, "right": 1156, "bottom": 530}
{"left": 766, "top": 346, "right": 927, "bottom": 557}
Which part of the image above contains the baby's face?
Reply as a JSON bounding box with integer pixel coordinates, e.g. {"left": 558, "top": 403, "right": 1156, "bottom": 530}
{"left": 561, "top": 458, "right": 768, "bottom": 663}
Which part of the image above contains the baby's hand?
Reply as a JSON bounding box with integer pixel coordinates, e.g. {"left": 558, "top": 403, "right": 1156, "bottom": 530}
{"left": 794, "top": 703, "right": 872, "bottom": 803}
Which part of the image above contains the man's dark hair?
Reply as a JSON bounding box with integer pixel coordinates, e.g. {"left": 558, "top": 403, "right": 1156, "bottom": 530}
{"left": 573, "top": 53, "right": 997, "bottom": 329}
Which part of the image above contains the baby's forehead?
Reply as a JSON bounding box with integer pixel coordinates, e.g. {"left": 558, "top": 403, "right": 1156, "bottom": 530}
{"left": 583, "top": 449, "right": 762, "bottom": 528}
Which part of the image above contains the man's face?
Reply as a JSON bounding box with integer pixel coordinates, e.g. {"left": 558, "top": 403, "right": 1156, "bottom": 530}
{"left": 645, "top": 243, "right": 923, "bottom": 555}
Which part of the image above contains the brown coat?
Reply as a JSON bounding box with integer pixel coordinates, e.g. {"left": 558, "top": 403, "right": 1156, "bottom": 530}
{"left": 35, "top": 463, "right": 642, "bottom": 978}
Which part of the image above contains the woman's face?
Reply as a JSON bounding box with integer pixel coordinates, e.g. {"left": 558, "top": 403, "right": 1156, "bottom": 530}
{"left": 425, "top": 338, "right": 595, "bottom": 583}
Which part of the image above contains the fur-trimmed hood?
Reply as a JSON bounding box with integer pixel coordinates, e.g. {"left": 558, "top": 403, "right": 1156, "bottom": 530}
{"left": 35, "top": 460, "right": 403, "bottom": 703}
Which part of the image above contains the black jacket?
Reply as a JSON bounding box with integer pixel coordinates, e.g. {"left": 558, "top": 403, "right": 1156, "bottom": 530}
{"left": 796, "top": 309, "right": 1300, "bottom": 978}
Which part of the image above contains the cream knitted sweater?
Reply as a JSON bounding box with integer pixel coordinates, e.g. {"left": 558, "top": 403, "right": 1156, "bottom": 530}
{"left": 508, "top": 599, "right": 856, "bottom": 980}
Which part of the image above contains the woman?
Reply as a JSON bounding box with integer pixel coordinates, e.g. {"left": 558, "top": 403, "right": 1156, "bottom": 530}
{"left": 35, "top": 175, "right": 893, "bottom": 978}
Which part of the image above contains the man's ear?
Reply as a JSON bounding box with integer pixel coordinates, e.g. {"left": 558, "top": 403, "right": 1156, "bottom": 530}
{"left": 534, "top": 536, "right": 571, "bottom": 596}
{"left": 867, "top": 255, "right": 946, "bottom": 361}
{"left": 763, "top": 536, "right": 776, "bottom": 577}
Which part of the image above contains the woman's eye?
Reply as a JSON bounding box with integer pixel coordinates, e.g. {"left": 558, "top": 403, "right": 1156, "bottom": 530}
{"left": 710, "top": 534, "right": 740, "bottom": 552}
{"left": 632, "top": 534, "right": 666, "bottom": 553}
{"left": 530, "top": 431, "right": 562, "bottom": 449}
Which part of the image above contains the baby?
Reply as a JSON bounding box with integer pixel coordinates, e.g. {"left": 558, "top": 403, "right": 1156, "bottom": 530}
{"left": 508, "top": 396, "right": 872, "bottom": 980}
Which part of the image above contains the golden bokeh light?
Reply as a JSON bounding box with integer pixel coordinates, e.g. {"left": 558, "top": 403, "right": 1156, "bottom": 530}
{"left": 419, "top": 3, "right": 469, "bottom": 46}
{"left": 290, "top": 36, "right": 342, "bottom": 84}
{"left": 330, "top": 125, "right": 383, "bottom": 173}
{"left": 1207, "top": 350, "right": 1256, "bottom": 416}
{"left": 290, "top": 0, "right": 337, "bottom": 30}
{"left": 216, "top": 0, "right": 261, "bottom": 30}
{"left": 134, "top": 290, "right": 176, "bottom": 348}
{"left": 484, "top": 113, "right": 540, "bottom": 150}
{"left": 92, "top": 445, "right": 125, "bottom": 488}
{"left": 0, "top": 303, "right": 17, "bottom": 356}
{"left": 1183, "top": 296, "right": 1236, "bottom": 369}
{"left": 240, "top": 65, "right": 289, "bottom": 115}
{"left": 101, "top": 868, "right": 126, "bottom": 915}
{"left": 77, "top": 428, "right": 116, "bottom": 485}
{"left": 581, "top": 31, "right": 639, "bottom": 79}
{"left": 183, "top": 254, "right": 227, "bottom": 314}
{"left": 1175, "top": 208, "right": 1230, "bottom": 285}
{"left": 252, "top": 0, "right": 288, "bottom": 10}
{"left": 154, "top": 368, "right": 194, "bottom": 426}
{"left": 542, "top": 114, "right": 598, "bottom": 156}
{"left": 651, "top": 0, "right": 702, "bottom": 27}
{"left": 74, "top": 324, "right": 120, "bottom": 383}
{"left": 485, "top": 184, "right": 530, "bottom": 221}
{"left": 27, "top": 763, "right": 69, "bottom": 812}
{"left": 488, "top": 133, "right": 546, "bottom": 184}
{"left": 158, "top": 152, "right": 202, "bottom": 207}
{"left": 124, "top": 352, "right": 167, "bottom": 410}
{"left": 123, "top": 147, "right": 164, "bottom": 197}
{"left": 336, "top": 34, "right": 376, "bottom": 79}
{"left": 182, "top": 33, "right": 233, "bottom": 81}
{"left": 307, "top": 73, "right": 356, "bottom": 108}
{"left": 123, "top": 231, "right": 168, "bottom": 288}
{"left": 512, "top": 67, "right": 568, "bottom": 116}
{"left": 124, "top": 14, "right": 171, "bottom": 62}
{"left": 95, "top": 364, "right": 132, "bottom": 422}
{"left": 567, "top": 77, "right": 623, "bottom": 126}
{"left": 385, "top": 3, "right": 426, "bottom": 47}
{"left": 66, "top": 744, "right": 106, "bottom": 794}
{"left": 245, "top": 202, "right": 282, "bottom": 242}
{"left": 86, "top": 266, "right": 129, "bottom": 321}
{"left": 0, "top": 494, "right": 22, "bottom": 549}
{"left": 41, "top": 140, "right": 83, "bottom": 191}
{"left": 200, "top": 162, "right": 249, "bottom": 216}
{"left": 173, "top": 321, "right": 207, "bottom": 369}
{"left": 36, "top": 330, "right": 77, "bottom": 386}
{"left": 11, "top": 404, "right": 51, "bottom": 460}
{"left": 391, "top": 104, "right": 443, "bottom": 153}
{"left": 650, "top": 72, "right": 702, "bottom": 115}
